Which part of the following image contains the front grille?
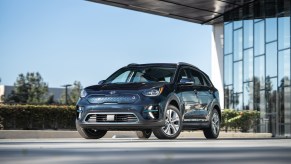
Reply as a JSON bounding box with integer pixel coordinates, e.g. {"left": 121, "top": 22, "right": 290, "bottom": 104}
{"left": 87, "top": 94, "right": 138, "bottom": 104}
{"left": 86, "top": 114, "right": 138, "bottom": 123}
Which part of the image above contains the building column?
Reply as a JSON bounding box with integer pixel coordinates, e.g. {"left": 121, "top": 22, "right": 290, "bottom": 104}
{"left": 211, "top": 23, "right": 224, "bottom": 108}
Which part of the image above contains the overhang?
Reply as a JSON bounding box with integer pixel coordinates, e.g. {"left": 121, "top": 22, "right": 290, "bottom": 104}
{"left": 88, "top": 0, "right": 255, "bottom": 24}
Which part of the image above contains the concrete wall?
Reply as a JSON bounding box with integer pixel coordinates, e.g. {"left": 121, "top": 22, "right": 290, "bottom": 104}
{"left": 211, "top": 23, "right": 224, "bottom": 108}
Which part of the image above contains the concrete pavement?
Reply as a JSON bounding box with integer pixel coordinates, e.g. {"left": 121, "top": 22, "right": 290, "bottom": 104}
{"left": 0, "top": 130, "right": 273, "bottom": 139}
{"left": 0, "top": 138, "right": 290, "bottom": 164}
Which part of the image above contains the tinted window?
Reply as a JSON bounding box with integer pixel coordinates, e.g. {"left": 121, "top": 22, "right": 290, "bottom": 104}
{"left": 106, "top": 66, "right": 176, "bottom": 84}
{"left": 177, "top": 68, "right": 189, "bottom": 82}
{"left": 202, "top": 74, "right": 212, "bottom": 87}
{"left": 188, "top": 69, "right": 204, "bottom": 86}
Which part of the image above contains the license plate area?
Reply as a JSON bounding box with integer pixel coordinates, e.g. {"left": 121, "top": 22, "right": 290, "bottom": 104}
{"left": 106, "top": 115, "right": 115, "bottom": 121}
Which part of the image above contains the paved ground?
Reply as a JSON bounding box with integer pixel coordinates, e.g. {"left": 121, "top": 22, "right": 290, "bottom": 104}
{"left": 0, "top": 130, "right": 273, "bottom": 139}
{"left": 0, "top": 138, "right": 291, "bottom": 164}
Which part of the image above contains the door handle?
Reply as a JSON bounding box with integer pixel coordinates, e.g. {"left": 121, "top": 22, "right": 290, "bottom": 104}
{"left": 208, "top": 90, "right": 213, "bottom": 94}
{"left": 194, "top": 89, "right": 198, "bottom": 94}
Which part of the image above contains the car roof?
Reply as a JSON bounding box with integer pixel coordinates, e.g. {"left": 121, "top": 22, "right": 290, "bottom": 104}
{"left": 126, "top": 62, "right": 197, "bottom": 68}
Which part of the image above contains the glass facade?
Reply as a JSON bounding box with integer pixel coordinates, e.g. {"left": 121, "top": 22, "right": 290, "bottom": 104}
{"left": 223, "top": 0, "right": 291, "bottom": 136}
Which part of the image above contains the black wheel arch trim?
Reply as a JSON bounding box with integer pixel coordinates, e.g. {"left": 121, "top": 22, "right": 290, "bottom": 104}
{"left": 163, "top": 93, "right": 183, "bottom": 120}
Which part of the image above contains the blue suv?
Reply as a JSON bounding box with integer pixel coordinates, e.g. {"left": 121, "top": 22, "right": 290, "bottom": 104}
{"left": 76, "top": 62, "right": 221, "bottom": 139}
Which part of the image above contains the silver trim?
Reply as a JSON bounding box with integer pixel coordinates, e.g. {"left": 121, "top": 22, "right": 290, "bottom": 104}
{"left": 83, "top": 112, "right": 139, "bottom": 124}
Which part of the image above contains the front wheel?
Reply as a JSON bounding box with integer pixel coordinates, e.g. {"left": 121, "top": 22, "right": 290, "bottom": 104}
{"left": 153, "top": 105, "right": 182, "bottom": 139}
{"left": 203, "top": 109, "right": 220, "bottom": 139}
{"left": 76, "top": 121, "right": 107, "bottom": 139}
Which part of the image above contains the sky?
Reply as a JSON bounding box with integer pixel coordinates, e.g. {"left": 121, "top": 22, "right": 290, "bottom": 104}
{"left": 0, "top": 0, "right": 212, "bottom": 88}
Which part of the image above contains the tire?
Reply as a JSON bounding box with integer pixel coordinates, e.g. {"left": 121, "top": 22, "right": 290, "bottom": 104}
{"left": 136, "top": 129, "right": 152, "bottom": 139}
{"left": 203, "top": 109, "right": 220, "bottom": 139}
{"left": 153, "top": 105, "right": 182, "bottom": 139}
{"left": 76, "top": 121, "right": 107, "bottom": 139}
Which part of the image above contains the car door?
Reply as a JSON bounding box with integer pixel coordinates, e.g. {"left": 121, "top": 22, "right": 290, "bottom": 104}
{"left": 186, "top": 68, "right": 214, "bottom": 119}
{"left": 176, "top": 67, "right": 200, "bottom": 121}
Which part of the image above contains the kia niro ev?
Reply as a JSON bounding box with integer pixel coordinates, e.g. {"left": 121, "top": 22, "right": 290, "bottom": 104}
{"left": 76, "top": 62, "right": 221, "bottom": 139}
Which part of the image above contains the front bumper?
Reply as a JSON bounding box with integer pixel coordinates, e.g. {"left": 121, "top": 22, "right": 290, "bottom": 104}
{"left": 76, "top": 103, "right": 165, "bottom": 130}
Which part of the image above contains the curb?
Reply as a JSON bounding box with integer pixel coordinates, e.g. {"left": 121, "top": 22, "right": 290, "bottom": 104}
{"left": 0, "top": 130, "right": 273, "bottom": 139}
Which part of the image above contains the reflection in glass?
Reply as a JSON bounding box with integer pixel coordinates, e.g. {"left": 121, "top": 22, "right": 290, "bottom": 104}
{"left": 278, "top": 17, "right": 290, "bottom": 50}
{"left": 266, "top": 42, "right": 277, "bottom": 77}
{"left": 278, "top": 49, "right": 290, "bottom": 86}
{"left": 266, "top": 77, "right": 277, "bottom": 113}
{"left": 224, "top": 55, "right": 233, "bottom": 85}
{"left": 224, "top": 85, "right": 233, "bottom": 109}
{"left": 233, "top": 93, "right": 243, "bottom": 110}
{"left": 224, "top": 23, "right": 233, "bottom": 54}
{"left": 234, "top": 61, "right": 243, "bottom": 93}
{"left": 243, "top": 20, "right": 253, "bottom": 49}
{"left": 244, "top": 82, "right": 253, "bottom": 110}
{"left": 278, "top": 86, "right": 291, "bottom": 135}
{"left": 254, "top": 21, "right": 265, "bottom": 56}
{"left": 234, "top": 29, "right": 243, "bottom": 61}
{"left": 266, "top": 77, "right": 277, "bottom": 135}
{"left": 266, "top": 18, "right": 277, "bottom": 42}
{"left": 254, "top": 56, "right": 265, "bottom": 89}
{"left": 243, "top": 48, "right": 253, "bottom": 82}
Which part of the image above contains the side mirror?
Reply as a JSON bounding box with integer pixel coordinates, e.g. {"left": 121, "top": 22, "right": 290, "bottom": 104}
{"left": 98, "top": 80, "right": 105, "bottom": 85}
{"left": 179, "top": 78, "right": 194, "bottom": 84}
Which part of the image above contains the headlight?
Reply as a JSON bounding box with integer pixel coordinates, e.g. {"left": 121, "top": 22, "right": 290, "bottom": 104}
{"left": 142, "top": 87, "right": 164, "bottom": 97}
{"left": 80, "top": 89, "right": 87, "bottom": 98}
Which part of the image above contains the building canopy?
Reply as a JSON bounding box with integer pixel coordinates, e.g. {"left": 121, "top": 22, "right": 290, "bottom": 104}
{"left": 88, "top": 0, "right": 255, "bottom": 24}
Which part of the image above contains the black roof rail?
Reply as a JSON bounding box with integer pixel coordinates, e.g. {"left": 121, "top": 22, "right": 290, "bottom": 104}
{"left": 127, "top": 63, "right": 138, "bottom": 66}
{"left": 178, "top": 62, "right": 196, "bottom": 67}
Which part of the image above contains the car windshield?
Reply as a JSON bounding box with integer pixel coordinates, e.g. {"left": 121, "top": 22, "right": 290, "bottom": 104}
{"left": 105, "top": 66, "right": 176, "bottom": 84}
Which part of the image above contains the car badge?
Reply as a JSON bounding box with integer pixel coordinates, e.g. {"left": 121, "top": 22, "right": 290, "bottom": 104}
{"left": 109, "top": 91, "right": 116, "bottom": 95}
{"left": 132, "top": 96, "right": 136, "bottom": 100}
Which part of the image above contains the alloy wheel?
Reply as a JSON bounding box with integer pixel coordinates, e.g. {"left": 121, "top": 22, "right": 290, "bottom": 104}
{"left": 162, "top": 108, "right": 181, "bottom": 136}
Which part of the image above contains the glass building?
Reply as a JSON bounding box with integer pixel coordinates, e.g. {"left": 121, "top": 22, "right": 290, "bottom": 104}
{"left": 223, "top": 0, "right": 291, "bottom": 136}
{"left": 88, "top": 0, "right": 291, "bottom": 137}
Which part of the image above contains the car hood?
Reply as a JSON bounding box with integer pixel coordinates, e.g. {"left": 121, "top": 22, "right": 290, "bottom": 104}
{"left": 85, "top": 83, "right": 165, "bottom": 91}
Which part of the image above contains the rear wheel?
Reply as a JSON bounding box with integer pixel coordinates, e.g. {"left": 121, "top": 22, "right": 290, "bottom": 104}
{"left": 136, "top": 129, "right": 152, "bottom": 139}
{"left": 153, "top": 105, "right": 182, "bottom": 139}
{"left": 203, "top": 109, "right": 220, "bottom": 139}
{"left": 76, "top": 121, "right": 107, "bottom": 139}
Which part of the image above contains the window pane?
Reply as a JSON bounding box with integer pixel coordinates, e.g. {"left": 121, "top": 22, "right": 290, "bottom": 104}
{"left": 244, "top": 48, "right": 253, "bottom": 82}
{"left": 254, "top": 21, "right": 265, "bottom": 56}
{"left": 234, "top": 29, "right": 243, "bottom": 61}
{"left": 234, "top": 20, "right": 242, "bottom": 29}
{"left": 244, "top": 82, "right": 254, "bottom": 110}
{"left": 234, "top": 61, "right": 243, "bottom": 93}
{"left": 278, "top": 49, "right": 290, "bottom": 86}
{"left": 243, "top": 20, "right": 253, "bottom": 49}
{"left": 278, "top": 86, "right": 291, "bottom": 135}
{"left": 266, "top": 77, "right": 277, "bottom": 114}
{"left": 266, "top": 42, "right": 277, "bottom": 77}
{"left": 224, "top": 23, "right": 233, "bottom": 54}
{"left": 254, "top": 56, "right": 265, "bottom": 89}
{"left": 224, "top": 55, "right": 233, "bottom": 85}
{"left": 278, "top": 17, "right": 290, "bottom": 50}
{"left": 257, "top": 90, "right": 267, "bottom": 132}
{"left": 266, "top": 18, "right": 277, "bottom": 42}
{"left": 233, "top": 93, "right": 243, "bottom": 110}
{"left": 284, "top": 86, "right": 291, "bottom": 135}
{"left": 224, "top": 85, "right": 233, "bottom": 109}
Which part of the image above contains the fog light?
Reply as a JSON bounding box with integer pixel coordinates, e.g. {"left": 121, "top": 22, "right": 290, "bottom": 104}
{"left": 143, "top": 105, "right": 160, "bottom": 119}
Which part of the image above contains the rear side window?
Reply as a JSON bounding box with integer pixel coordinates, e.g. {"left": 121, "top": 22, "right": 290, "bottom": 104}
{"left": 202, "top": 74, "right": 212, "bottom": 87}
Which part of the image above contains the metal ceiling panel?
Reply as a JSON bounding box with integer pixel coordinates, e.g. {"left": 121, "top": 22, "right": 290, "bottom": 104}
{"left": 87, "top": 0, "right": 256, "bottom": 24}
